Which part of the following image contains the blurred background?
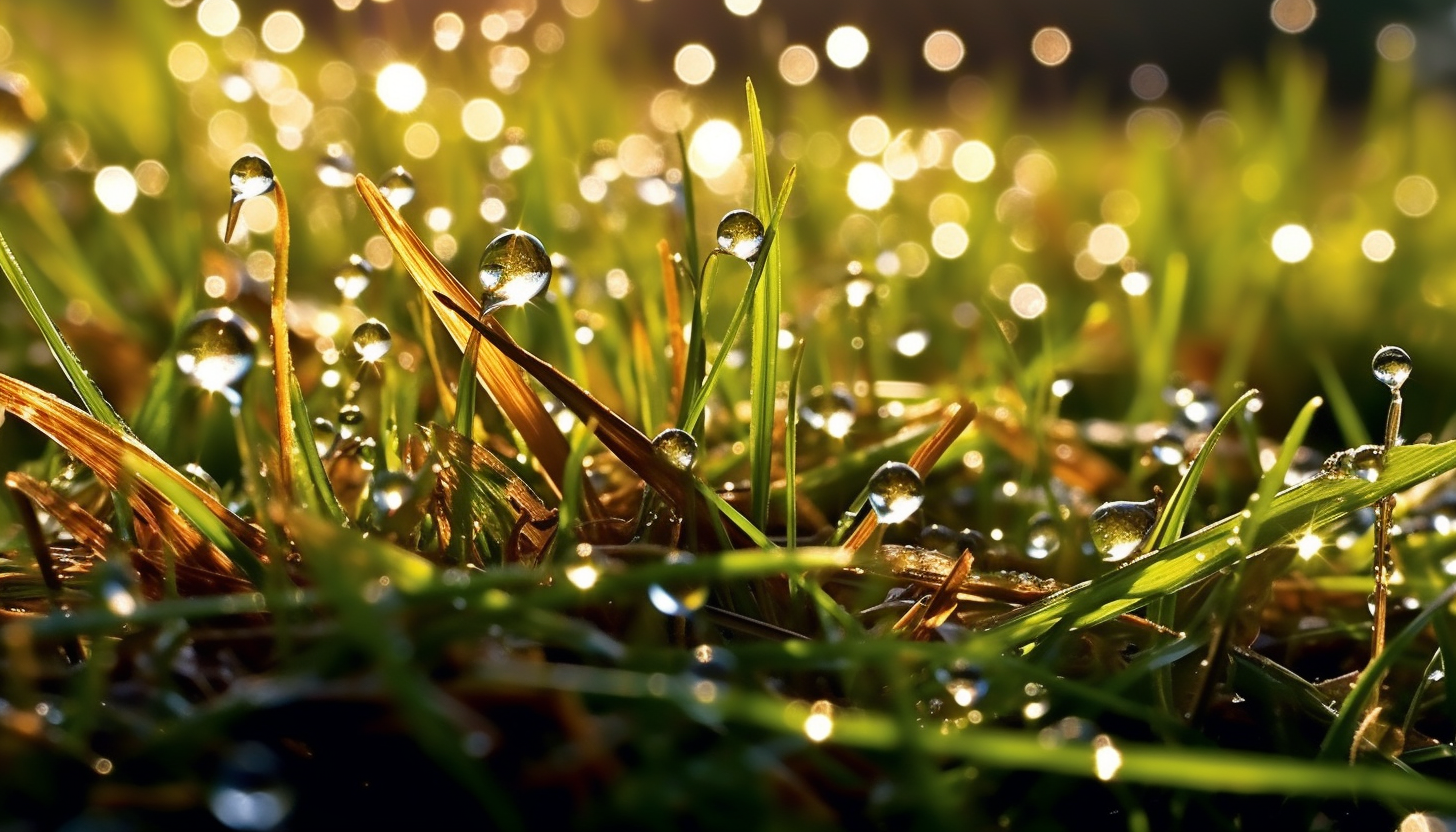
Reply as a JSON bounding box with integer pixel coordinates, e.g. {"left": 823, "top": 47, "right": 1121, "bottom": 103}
{"left": 0, "top": 0, "right": 1452, "bottom": 473}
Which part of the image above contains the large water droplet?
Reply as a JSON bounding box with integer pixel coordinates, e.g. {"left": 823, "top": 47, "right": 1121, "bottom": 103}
{"left": 209, "top": 742, "right": 294, "bottom": 831}
{"left": 379, "top": 165, "right": 415, "bottom": 208}
{"left": 0, "top": 74, "right": 37, "bottom": 180}
{"left": 651, "top": 427, "right": 697, "bottom": 471}
{"left": 1089, "top": 498, "right": 1158, "bottom": 562}
{"left": 351, "top": 319, "right": 392, "bottom": 363}
{"left": 1322, "top": 444, "right": 1385, "bottom": 482}
{"left": 867, "top": 462, "right": 924, "bottom": 524}
{"left": 229, "top": 155, "right": 275, "bottom": 203}
{"left": 478, "top": 229, "right": 552, "bottom": 313}
{"left": 176, "top": 308, "right": 258, "bottom": 394}
{"left": 371, "top": 471, "right": 415, "bottom": 516}
{"left": 1026, "top": 512, "right": 1060, "bottom": 559}
{"left": 799, "top": 385, "right": 857, "bottom": 439}
{"left": 334, "top": 254, "right": 372, "bottom": 301}
{"left": 647, "top": 550, "right": 708, "bottom": 616}
{"left": 311, "top": 418, "right": 337, "bottom": 457}
{"left": 1372, "top": 345, "right": 1412, "bottom": 392}
{"left": 715, "top": 209, "right": 765, "bottom": 262}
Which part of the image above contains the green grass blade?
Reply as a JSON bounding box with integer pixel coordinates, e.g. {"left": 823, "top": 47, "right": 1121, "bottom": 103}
{"left": 746, "top": 78, "right": 781, "bottom": 531}
{"left": 1311, "top": 349, "right": 1372, "bottom": 448}
{"left": 122, "top": 450, "right": 265, "bottom": 586}
{"left": 785, "top": 339, "right": 806, "bottom": 549}
{"left": 288, "top": 374, "right": 345, "bottom": 524}
{"left": 984, "top": 440, "right": 1456, "bottom": 648}
{"left": 676, "top": 131, "right": 701, "bottom": 281}
{"left": 1146, "top": 388, "right": 1261, "bottom": 551}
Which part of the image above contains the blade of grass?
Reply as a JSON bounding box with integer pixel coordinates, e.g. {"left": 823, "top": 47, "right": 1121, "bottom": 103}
{"left": 124, "top": 450, "right": 265, "bottom": 586}
{"left": 288, "top": 373, "right": 345, "bottom": 523}
{"left": 746, "top": 78, "right": 781, "bottom": 531}
{"left": 785, "top": 339, "right": 806, "bottom": 549}
{"left": 1311, "top": 349, "right": 1372, "bottom": 448}
{"left": 658, "top": 240, "right": 688, "bottom": 415}
{"left": 265, "top": 183, "right": 299, "bottom": 505}
{"left": 676, "top": 131, "right": 701, "bottom": 280}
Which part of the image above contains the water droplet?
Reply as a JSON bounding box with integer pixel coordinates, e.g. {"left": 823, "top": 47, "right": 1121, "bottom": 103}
{"left": 333, "top": 254, "right": 372, "bottom": 301}
{"left": 209, "top": 742, "right": 294, "bottom": 831}
{"left": 1089, "top": 498, "right": 1158, "bottom": 562}
{"left": 311, "top": 418, "right": 337, "bottom": 457}
{"left": 338, "top": 404, "right": 365, "bottom": 438}
{"left": 647, "top": 550, "right": 708, "bottom": 616}
{"left": 689, "top": 643, "right": 736, "bottom": 682}
{"left": 183, "top": 462, "right": 222, "bottom": 496}
{"left": 867, "top": 462, "right": 924, "bottom": 524}
{"left": 799, "top": 385, "right": 857, "bottom": 439}
{"left": 230, "top": 155, "right": 275, "bottom": 203}
{"left": 176, "top": 308, "right": 258, "bottom": 394}
{"left": 379, "top": 165, "right": 416, "bottom": 208}
{"left": 715, "top": 209, "right": 765, "bottom": 262}
{"left": 315, "top": 145, "right": 356, "bottom": 188}
{"left": 1372, "top": 345, "right": 1412, "bottom": 392}
{"left": 651, "top": 427, "right": 697, "bottom": 471}
{"left": 478, "top": 229, "right": 552, "bottom": 313}
{"left": 803, "top": 700, "right": 835, "bottom": 742}
{"left": 935, "top": 662, "right": 988, "bottom": 708}
{"left": 351, "top": 319, "right": 392, "bottom": 363}
{"left": 919, "top": 523, "right": 959, "bottom": 554}
{"left": 371, "top": 471, "right": 415, "bottom": 516}
{"left": 1324, "top": 444, "right": 1385, "bottom": 482}
{"left": 1026, "top": 512, "right": 1060, "bottom": 559}
{"left": 1149, "top": 430, "right": 1186, "bottom": 466}
{"left": 0, "top": 74, "right": 37, "bottom": 180}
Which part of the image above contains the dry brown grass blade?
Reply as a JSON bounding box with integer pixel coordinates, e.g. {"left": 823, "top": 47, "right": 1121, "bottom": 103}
{"left": 6, "top": 472, "right": 111, "bottom": 552}
{"left": 910, "top": 549, "right": 973, "bottom": 640}
{"left": 355, "top": 173, "right": 569, "bottom": 500}
{"left": 427, "top": 425, "right": 557, "bottom": 564}
{"left": 843, "top": 400, "right": 977, "bottom": 551}
{"left": 657, "top": 240, "right": 687, "bottom": 414}
{"left": 0, "top": 373, "right": 266, "bottom": 575}
{"left": 432, "top": 292, "right": 693, "bottom": 510}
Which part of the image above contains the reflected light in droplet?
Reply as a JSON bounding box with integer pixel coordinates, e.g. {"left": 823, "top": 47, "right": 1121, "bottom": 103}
{"left": 1121, "top": 271, "right": 1151, "bottom": 297}
{"left": 1297, "top": 532, "right": 1322, "bottom": 560}
{"left": 1394, "top": 175, "right": 1438, "bottom": 217}
{"left": 1270, "top": 0, "right": 1316, "bottom": 33}
{"left": 94, "top": 166, "right": 138, "bottom": 214}
{"left": 1031, "top": 27, "right": 1071, "bottom": 66}
{"left": 688, "top": 119, "right": 741, "bottom": 178}
{"left": 847, "top": 162, "right": 893, "bottom": 210}
{"left": 848, "top": 115, "right": 890, "bottom": 156}
{"left": 1010, "top": 283, "right": 1047, "bottom": 319}
{"left": 953, "top": 140, "right": 995, "bottom": 182}
{"left": 1271, "top": 224, "right": 1313, "bottom": 263}
{"left": 261, "top": 11, "right": 304, "bottom": 53}
{"left": 197, "top": 0, "right": 240, "bottom": 37}
{"left": 1362, "top": 229, "right": 1395, "bottom": 262}
{"left": 1377, "top": 24, "right": 1416, "bottom": 61}
{"left": 1087, "top": 224, "right": 1130, "bottom": 265}
{"left": 725, "top": 0, "right": 761, "bottom": 15}
{"left": 894, "top": 330, "right": 929, "bottom": 356}
{"left": 376, "top": 63, "right": 427, "bottom": 113}
{"left": 674, "top": 44, "right": 715, "bottom": 85}
{"left": 923, "top": 30, "right": 965, "bottom": 71}
{"left": 565, "top": 564, "right": 599, "bottom": 589}
{"left": 779, "top": 45, "right": 819, "bottom": 85}
{"left": 1093, "top": 736, "right": 1123, "bottom": 781}
{"left": 826, "top": 26, "right": 869, "bottom": 69}
{"left": 803, "top": 701, "right": 835, "bottom": 742}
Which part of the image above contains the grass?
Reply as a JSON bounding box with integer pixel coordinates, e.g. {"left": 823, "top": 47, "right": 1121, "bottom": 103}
{"left": 1, "top": 2, "right": 1456, "bottom": 829}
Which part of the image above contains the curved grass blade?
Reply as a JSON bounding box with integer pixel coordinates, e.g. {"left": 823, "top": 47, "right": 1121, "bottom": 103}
{"left": 288, "top": 373, "right": 345, "bottom": 523}
{"left": 124, "top": 450, "right": 264, "bottom": 586}
{"left": 746, "top": 78, "right": 780, "bottom": 530}
{"left": 983, "top": 440, "right": 1456, "bottom": 648}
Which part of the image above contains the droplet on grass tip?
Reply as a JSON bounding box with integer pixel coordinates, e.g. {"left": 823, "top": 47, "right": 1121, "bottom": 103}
{"left": 715, "top": 209, "right": 765, "bottom": 262}
{"left": 651, "top": 427, "right": 697, "bottom": 471}
{"left": 175, "top": 308, "right": 258, "bottom": 394}
{"left": 478, "top": 229, "right": 552, "bottom": 313}
{"left": 867, "top": 462, "right": 924, "bottom": 524}
{"left": 379, "top": 165, "right": 416, "bottom": 208}
{"left": 1089, "top": 498, "right": 1158, "bottom": 562}
{"left": 647, "top": 550, "right": 708, "bottom": 616}
{"left": 1372, "top": 345, "right": 1411, "bottom": 392}
{"left": 225, "top": 155, "right": 275, "bottom": 242}
{"left": 351, "top": 318, "right": 392, "bottom": 363}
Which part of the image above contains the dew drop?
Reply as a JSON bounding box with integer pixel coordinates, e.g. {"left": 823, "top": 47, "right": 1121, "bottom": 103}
{"left": 478, "top": 229, "right": 552, "bottom": 313}
{"left": 1025, "top": 511, "right": 1060, "bottom": 559}
{"left": 183, "top": 462, "right": 222, "bottom": 496}
{"left": 651, "top": 427, "right": 697, "bottom": 471}
{"left": 935, "top": 662, "right": 988, "bottom": 708}
{"left": 229, "top": 155, "right": 275, "bottom": 203}
{"left": 209, "top": 742, "right": 294, "bottom": 831}
{"left": 176, "top": 308, "right": 258, "bottom": 394}
{"left": 371, "top": 471, "right": 415, "bottom": 516}
{"left": 867, "top": 462, "right": 924, "bottom": 524}
{"left": 315, "top": 145, "right": 356, "bottom": 188}
{"left": 351, "top": 318, "right": 392, "bottom": 363}
{"left": 715, "top": 209, "right": 765, "bottom": 262}
{"left": 0, "top": 74, "right": 37, "bottom": 180}
{"left": 1348, "top": 445, "right": 1384, "bottom": 482}
{"left": 338, "top": 404, "right": 365, "bottom": 439}
{"left": 311, "top": 418, "right": 337, "bottom": 457}
{"left": 919, "top": 523, "right": 959, "bottom": 555}
{"left": 1372, "top": 345, "right": 1412, "bottom": 392}
{"left": 334, "top": 254, "right": 373, "bottom": 301}
{"left": 1089, "top": 498, "right": 1158, "bottom": 562}
{"left": 1149, "top": 430, "right": 1186, "bottom": 466}
{"left": 647, "top": 550, "right": 708, "bottom": 616}
{"left": 379, "top": 165, "right": 416, "bottom": 208}
{"left": 690, "top": 643, "right": 737, "bottom": 682}
{"left": 799, "top": 385, "right": 857, "bottom": 439}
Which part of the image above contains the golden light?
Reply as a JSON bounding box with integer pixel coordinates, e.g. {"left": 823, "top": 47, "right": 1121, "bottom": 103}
{"left": 133, "top": 160, "right": 169, "bottom": 196}
{"left": 688, "top": 119, "right": 741, "bottom": 178}
{"left": 261, "top": 11, "right": 305, "bottom": 54}
{"left": 1031, "top": 27, "right": 1071, "bottom": 66}
{"left": 1093, "top": 736, "right": 1123, "bottom": 781}
{"left": 952, "top": 140, "right": 995, "bottom": 182}
{"left": 461, "top": 98, "right": 504, "bottom": 141}
{"left": 931, "top": 223, "right": 969, "bottom": 258}
{"left": 1010, "top": 283, "right": 1047, "bottom": 319}
{"left": 1361, "top": 229, "right": 1395, "bottom": 262}
{"left": 565, "top": 563, "right": 599, "bottom": 590}
{"left": 1297, "top": 533, "right": 1322, "bottom": 560}
{"left": 923, "top": 30, "right": 965, "bottom": 72}
{"left": 826, "top": 26, "right": 869, "bottom": 69}
{"left": 803, "top": 701, "right": 835, "bottom": 742}
{"left": 403, "top": 122, "right": 440, "bottom": 158}
{"left": 434, "top": 12, "right": 466, "bottom": 51}
{"left": 94, "top": 166, "right": 138, "bottom": 214}
{"left": 196, "top": 0, "right": 240, "bottom": 37}
{"left": 1394, "top": 175, "right": 1437, "bottom": 217}
{"left": 1270, "top": 0, "right": 1316, "bottom": 34}
{"left": 1120, "top": 271, "right": 1151, "bottom": 297}
{"left": 674, "top": 44, "right": 715, "bottom": 86}
{"left": 167, "top": 41, "right": 209, "bottom": 82}
{"left": 376, "top": 63, "right": 427, "bottom": 113}
{"left": 724, "top": 0, "right": 761, "bottom": 15}
{"left": 1377, "top": 24, "right": 1416, "bottom": 61}
{"left": 1271, "top": 224, "right": 1313, "bottom": 263}
{"left": 847, "top": 162, "right": 893, "bottom": 210}
{"left": 1087, "top": 224, "right": 1130, "bottom": 265}
{"left": 562, "top": 0, "right": 599, "bottom": 18}
{"left": 779, "top": 45, "right": 818, "bottom": 86}
{"left": 848, "top": 115, "right": 891, "bottom": 156}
